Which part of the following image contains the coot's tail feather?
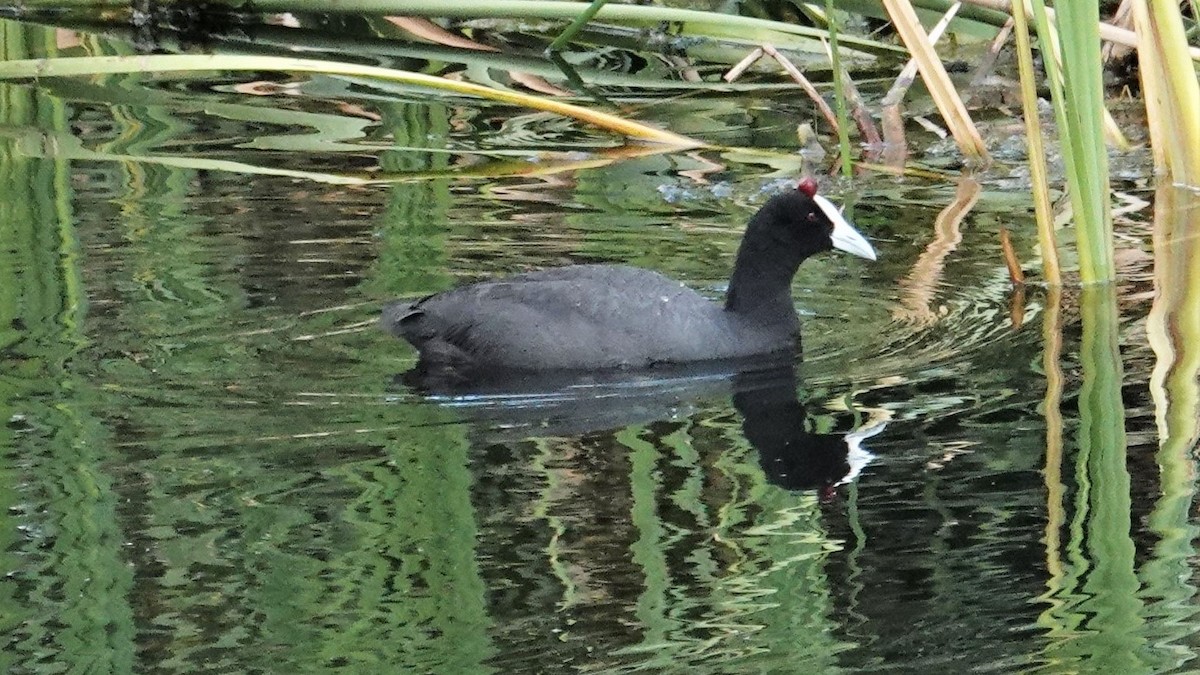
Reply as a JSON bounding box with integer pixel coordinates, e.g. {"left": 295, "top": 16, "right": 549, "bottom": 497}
{"left": 380, "top": 298, "right": 423, "bottom": 338}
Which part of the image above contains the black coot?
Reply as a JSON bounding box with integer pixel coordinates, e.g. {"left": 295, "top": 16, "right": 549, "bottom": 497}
{"left": 381, "top": 179, "right": 876, "bottom": 376}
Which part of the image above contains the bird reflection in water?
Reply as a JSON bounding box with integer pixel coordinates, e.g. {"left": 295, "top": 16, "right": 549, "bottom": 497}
{"left": 397, "top": 354, "right": 886, "bottom": 500}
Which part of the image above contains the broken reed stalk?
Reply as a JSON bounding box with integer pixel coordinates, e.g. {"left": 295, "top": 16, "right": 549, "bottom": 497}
{"left": 968, "top": 17, "right": 1015, "bottom": 88}
{"left": 879, "top": 2, "right": 962, "bottom": 165}
{"left": 761, "top": 45, "right": 843, "bottom": 137}
{"left": 880, "top": 0, "right": 988, "bottom": 160}
{"left": 722, "top": 47, "right": 764, "bottom": 82}
{"left": 999, "top": 227, "right": 1026, "bottom": 285}
{"left": 881, "top": 1, "right": 963, "bottom": 108}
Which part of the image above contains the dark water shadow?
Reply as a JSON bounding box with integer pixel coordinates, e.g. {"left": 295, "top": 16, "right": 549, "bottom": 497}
{"left": 394, "top": 354, "right": 885, "bottom": 496}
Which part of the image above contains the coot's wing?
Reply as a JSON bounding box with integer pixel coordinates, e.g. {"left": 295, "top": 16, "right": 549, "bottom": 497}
{"left": 390, "top": 265, "right": 725, "bottom": 370}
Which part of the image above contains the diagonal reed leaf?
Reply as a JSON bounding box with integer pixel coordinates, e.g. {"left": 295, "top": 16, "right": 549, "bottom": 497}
{"left": 0, "top": 53, "right": 705, "bottom": 147}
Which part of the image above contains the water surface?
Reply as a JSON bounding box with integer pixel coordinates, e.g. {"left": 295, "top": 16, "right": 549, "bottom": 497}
{"left": 3, "top": 18, "right": 1199, "bottom": 675}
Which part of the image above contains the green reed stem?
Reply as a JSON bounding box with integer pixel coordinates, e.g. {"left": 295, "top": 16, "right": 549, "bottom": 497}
{"left": 1029, "top": 0, "right": 1113, "bottom": 282}
{"left": 825, "top": 0, "right": 853, "bottom": 178}
{"left": 546, "top": 0, "right": 608, "bottom": 52}
{"left": 1010, "top": 0, "right": 1060, "bottom": 284}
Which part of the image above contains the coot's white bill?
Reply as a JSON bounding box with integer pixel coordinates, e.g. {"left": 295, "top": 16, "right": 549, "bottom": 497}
{"left": 814, "top": 194, "right": 877, "bottom": 261}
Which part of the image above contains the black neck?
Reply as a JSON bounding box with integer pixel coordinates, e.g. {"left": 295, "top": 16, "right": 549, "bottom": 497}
{"left": 724, "top": 209, "right": 808, "bottom": 317}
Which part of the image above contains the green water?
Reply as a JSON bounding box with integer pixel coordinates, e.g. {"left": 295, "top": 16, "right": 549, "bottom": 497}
{"left": 4, "top": 18, "right": 1200, "bottom": 675}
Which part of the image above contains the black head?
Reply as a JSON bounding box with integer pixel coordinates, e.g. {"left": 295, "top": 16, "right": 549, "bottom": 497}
{"left": 725, "top": 181, "right": 876, "bottom": 315}
{"left": 748, "top": 179, "right": 877, "bottom": 261}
